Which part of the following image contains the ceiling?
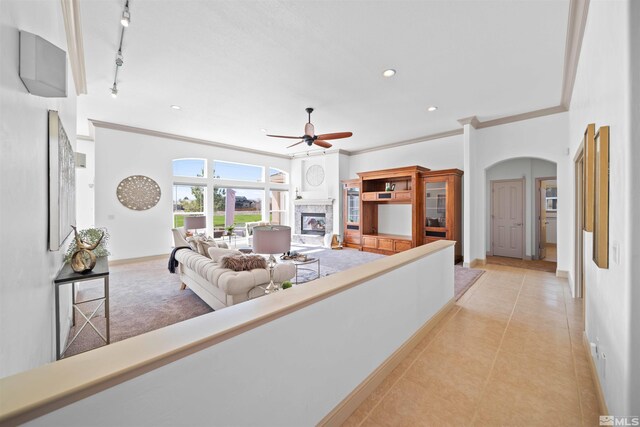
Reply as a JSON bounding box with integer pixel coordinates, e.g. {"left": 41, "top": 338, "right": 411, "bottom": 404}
{"left": 78, "top": 0, "right": 570, "bottom": 154}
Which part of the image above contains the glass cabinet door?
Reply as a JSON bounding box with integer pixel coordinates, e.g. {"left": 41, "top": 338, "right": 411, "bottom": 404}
{"left": 347, "top": 187, "right": 360, "bottom": 223}
{"left": 425, "top": 181, "right": 447, "bottom": 228}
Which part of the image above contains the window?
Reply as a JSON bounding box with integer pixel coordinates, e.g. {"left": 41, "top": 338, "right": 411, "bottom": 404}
{"left": 269, "top": 167, "right": 288, "bottom": 184}
{"left": 213, "top": 188, "right": 263, "bottom": 229}
{"left": 172, "top": 159, "right": 206, "bottom": 178}
{"left": 212, "top": 161, "right": 263, "bottom": 182}
{"left": 269, "top": 190, "right": 289, "bottom": 225}
{"left": 173, "top": 184, "right": 206, "bottom": 227}
{"left": 545, "top": 186, "right": 558, "bottom": 211}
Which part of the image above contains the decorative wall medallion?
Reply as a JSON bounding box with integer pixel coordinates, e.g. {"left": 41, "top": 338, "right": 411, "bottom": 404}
{"left": 116, "top": 175, "right": 161, "bottom": 210}
{"left": 305, "top": 164, "right": 325, "bottom": 187}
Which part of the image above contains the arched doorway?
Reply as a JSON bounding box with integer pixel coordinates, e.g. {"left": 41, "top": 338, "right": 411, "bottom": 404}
{"left": 485, "top": 157, "right": 558, "bottom": 269}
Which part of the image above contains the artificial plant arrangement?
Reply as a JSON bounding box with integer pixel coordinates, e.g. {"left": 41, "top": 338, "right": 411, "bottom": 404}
{"left": 225, "top": 225, "right": 235, "bottom": 235}
{"left": 65, "top": 226, "right": 110, "bottom": 273}
{"left": 281, "top": 281, "right": 293, "bottom": 290}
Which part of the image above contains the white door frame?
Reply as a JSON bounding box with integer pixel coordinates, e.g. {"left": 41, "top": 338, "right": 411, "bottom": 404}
{"left": 490, "top": 178, "right": 526, "bottom": 259}
{"left": 534, "top": 176, "right": 558, "bottom": 260}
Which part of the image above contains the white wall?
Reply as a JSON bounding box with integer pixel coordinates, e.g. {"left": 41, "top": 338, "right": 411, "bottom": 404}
{"left": 566, "top": 0, "right": 635, "bottom": 415}
{"left": 75, "top": 139, "right": 95, "bottom": 228}
{"left": 28, "top": 246, "right": 454, "bottom": 426}
{"left": 94, "top": 127, "right": 290, "bottom": 260}
{"left": 0, "top": 0, "right": 77, "bottom": 377}
{"left": 378, "top": 204, "right": 412, "bottom": 236}
{"left": 347, "top": 134, "right": 463, "bottom": 178}
{"left": 485, "top": 158, "right": 556, "bottom": 257}
{"left": 467, "top": 113, "right": 570, "bottom": 270}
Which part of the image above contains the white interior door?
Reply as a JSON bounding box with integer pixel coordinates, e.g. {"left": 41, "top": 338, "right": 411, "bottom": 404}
{"left": 492, "top": 180, "right": 524, "bottom": 258}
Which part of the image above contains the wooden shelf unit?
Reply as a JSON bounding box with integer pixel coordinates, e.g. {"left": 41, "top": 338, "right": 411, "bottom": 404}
{"left": 342, "top": 179, "right": 362, "bottom": 249}
{"left": 423, "top": 169, "right": 463, "bottom": 263}
{"left": 344, "top": 166, "right": 463, "bottom": 260}
{"left": 357, "top": 166, "right": 429, "bottom": 255}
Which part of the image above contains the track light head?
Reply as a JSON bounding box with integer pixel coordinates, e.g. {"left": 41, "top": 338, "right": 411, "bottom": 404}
{"left": 115, "top": 51, "right": 124, "bottom": 67}
{"left": 110, "top": 84, "right": 118, "bottom": 98}
{"left": 120, "top": 7, "right": 130, "bottom": 27}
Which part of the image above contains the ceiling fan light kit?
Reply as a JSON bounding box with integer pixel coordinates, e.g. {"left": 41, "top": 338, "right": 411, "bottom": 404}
{"left": 267, "top": 107, "right": 353, "bottom": 150}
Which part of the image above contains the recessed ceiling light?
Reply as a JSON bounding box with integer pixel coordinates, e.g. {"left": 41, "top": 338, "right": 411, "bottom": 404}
{"left": 382, "top": 69, "right": 396, "bottom": 77}
{"left": 260, "top": 128, "right": 267, "bottom": 133}
{"left": 427, "top": 106, "right": 438, "bottom": 112}
{"left": 170, "top": 105, "right": 181, "bottom": 110}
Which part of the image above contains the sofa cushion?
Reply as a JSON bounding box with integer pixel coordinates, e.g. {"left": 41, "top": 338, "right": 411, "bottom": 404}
{"left": 220, "top": 254, "right": 267, "bottom": 271}
{"left": 207, "top": 247, "right": 242, "bottom": 262}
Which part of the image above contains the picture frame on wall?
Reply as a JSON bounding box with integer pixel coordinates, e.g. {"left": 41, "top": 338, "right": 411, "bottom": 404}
{"left": 583, "top": 123, "right": 596, "bottom": 232}
{"left": 48, "top": 110, "right": 76, "bottom": 251}
{"left": 593, "top": 125, "right": 610, "bottom": 269}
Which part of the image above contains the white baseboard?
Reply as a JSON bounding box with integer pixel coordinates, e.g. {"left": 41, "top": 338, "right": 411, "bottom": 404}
{"left": 108, "top": 254, "right": 169, "bottom": 266}
{"left": 556, "top": 270, "right": 569, "bottom": 278}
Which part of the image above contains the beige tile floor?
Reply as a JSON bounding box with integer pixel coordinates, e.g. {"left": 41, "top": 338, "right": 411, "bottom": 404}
{"left": 344, "top": 264, "right": 600, "bottom": 427}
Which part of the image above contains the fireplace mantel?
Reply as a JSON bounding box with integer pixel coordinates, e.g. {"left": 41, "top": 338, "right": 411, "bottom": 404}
{"left": 293, "top": 198, "right": 334, "bottom": 206}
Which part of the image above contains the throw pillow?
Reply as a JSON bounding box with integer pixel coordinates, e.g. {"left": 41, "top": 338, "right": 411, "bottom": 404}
{"left": 185, "top": 236, "right": 198, "bottom": 251}
{"left": 220, "top": 254, "right": 268, "bottom": 271}
{"left": 208, "top": 247, "right": 242, "bottom": 263}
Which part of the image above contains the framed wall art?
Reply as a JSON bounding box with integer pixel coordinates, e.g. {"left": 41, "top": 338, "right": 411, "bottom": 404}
{"left": 583, "top": 123, "right": 596, "bottom": 232}
{"left": 593, "top": 125, "right": 610, "bottom": 269}
{"left": 48, "top": 110, "right": 76, "bottom": 251}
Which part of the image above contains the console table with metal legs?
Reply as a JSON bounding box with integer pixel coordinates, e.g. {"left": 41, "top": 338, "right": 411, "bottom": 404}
{"left": 54, "top": 256, "right": 110, "bottom": 360}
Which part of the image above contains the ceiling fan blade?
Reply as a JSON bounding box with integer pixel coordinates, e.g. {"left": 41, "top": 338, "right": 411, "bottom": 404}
{"left": 287, "top": 140, "right": 305, "bottom": 148}
{"left": 266, "top": 134, "right": 304, "bottom": 139}
{"left": 316, "top": 132, "right": 353, "bottom": 140}
{"left": 314, "top": 140, "right": 332, "bottom": 149}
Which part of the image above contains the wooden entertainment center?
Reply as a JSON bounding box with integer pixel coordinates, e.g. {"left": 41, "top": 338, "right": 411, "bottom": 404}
{"left": 342, "top": 165, "right": 462, "bottom": 263}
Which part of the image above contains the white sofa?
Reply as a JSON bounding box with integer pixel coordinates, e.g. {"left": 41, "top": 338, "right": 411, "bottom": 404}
{"left": 174, "top": 248, "right": 295, "bottom": 310}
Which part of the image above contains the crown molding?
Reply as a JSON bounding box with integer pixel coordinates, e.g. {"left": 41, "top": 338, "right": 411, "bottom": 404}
{"left": 474, "top": 105, "right": 568, "bottom": 129}
{"left": 60, "top": 0, "right": 87, "bottom": 95}
{"left": 88, "top": 119, "right": 292, "bottom": 160}
{"left": 561, "top": 0, "right": 590, "bottom": 109}
{"left": 77, "top": 134, "right": 93, "bottom": 142}
{"left": 348, "top": 129, "right": 464, "bottom": 156}
{"left": 457, "top": 116, "right": 480, "bottom": 128}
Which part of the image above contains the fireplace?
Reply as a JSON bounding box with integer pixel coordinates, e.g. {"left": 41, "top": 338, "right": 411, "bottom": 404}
{"left": 301, "top": 213, "right": 326, "bottom": 236}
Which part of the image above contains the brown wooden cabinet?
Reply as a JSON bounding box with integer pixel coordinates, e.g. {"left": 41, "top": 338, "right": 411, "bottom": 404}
{"left": 422, "top": 169, "right": 463, "bottom": 263}
{"left": 342, "top": 179, "right": 362, "bottom": 249}
{"left": 358, "top": 166, "right": 428, "bottom": 255}
{"left": 343, "top": 166, "right": 462, "bottom": 260}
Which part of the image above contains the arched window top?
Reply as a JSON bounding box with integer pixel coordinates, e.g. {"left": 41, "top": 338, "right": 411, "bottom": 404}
{"left": 173, "top": 158, "right": 206, "bottom": 178}
{"left": 269, "top": 167, "right": 289, "bottom": 184}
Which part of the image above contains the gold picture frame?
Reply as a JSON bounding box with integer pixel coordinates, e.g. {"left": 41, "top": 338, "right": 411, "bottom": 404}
{"left": 593, "top": 126, "right": 610, "bottom": 269}
{"left": 583, "top": 123, "right": 596, "bottom": 232}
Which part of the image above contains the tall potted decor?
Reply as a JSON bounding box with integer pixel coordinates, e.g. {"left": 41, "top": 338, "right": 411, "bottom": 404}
{"left": 65, "top": 226, "right": 110, "bottom": 273}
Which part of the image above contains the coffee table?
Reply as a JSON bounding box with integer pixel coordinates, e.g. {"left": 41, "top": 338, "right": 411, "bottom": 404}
{"left": 289, "top": 257, "right": 320, "bottom": 285}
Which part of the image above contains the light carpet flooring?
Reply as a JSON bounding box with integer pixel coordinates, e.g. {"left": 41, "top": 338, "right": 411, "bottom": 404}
{"left": 344, "top": 264, "right": 598, "bottom": 427}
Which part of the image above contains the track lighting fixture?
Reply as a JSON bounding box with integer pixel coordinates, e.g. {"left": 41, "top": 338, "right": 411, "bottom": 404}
{"left": 110, "top": 1, "right": 129, "bottom": 97}
{"left": 120, "top": 2, "right": 130, "bottom": 27}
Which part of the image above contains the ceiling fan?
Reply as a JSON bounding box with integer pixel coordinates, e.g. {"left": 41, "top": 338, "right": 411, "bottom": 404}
{"left": 266, "top": 107, "right": 353, "bottom": 149}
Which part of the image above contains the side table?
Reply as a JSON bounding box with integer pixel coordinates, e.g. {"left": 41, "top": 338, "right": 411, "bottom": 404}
{"left": 54, "top": 256, "right": 110, "bottom": 359}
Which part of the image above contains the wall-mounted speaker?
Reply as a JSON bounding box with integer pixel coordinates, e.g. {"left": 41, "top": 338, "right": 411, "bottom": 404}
{"left": 19, "top": 31, "right": 67, "bottom": 97}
